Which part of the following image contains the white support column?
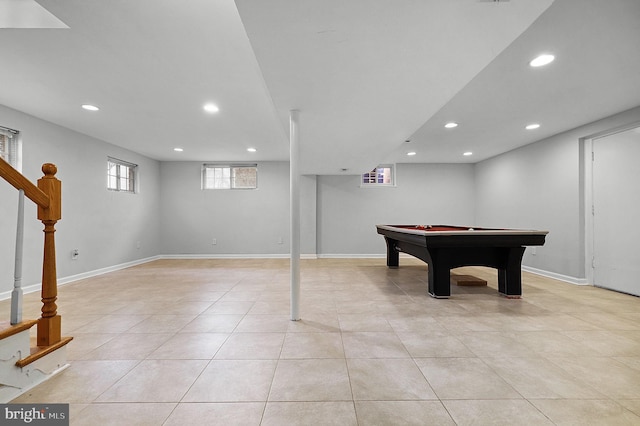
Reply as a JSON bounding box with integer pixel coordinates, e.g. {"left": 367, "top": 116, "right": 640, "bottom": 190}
{"left": 290, "top": 109, "right": 301, "bottom": 321}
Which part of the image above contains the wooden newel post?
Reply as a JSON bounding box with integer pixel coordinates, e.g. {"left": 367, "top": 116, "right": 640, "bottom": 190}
{"left": 37, "top": 163, "right": 62, "bottom": 346}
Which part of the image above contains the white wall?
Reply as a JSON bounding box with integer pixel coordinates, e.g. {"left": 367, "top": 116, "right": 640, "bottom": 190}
{"left": 317, "top": 163, "right": 476, "bottom": 255}
{"left": 475, "top": 105, "right": 640, "bottom": 280}
{"left": 475, "top": 134, "right": 579, "bottom": 275}
{"left": 5, "top": 102, "right": 640, "bottom": 292}
{"left": 159, "top": 161, "right": 317, "bottom": 256}
{"left": 159, "top": 162, "right": 476, "bottom": 258}
{"left": 0, "top": 105, "right": 161, "bottom": 297}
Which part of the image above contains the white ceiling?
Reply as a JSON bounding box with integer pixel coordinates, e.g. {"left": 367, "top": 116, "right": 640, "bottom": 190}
{"left": 1, "top": 0, "right": 639, "bottom": 175}
{"left": 0, "top": 0, "right": 67, "bottom": 28}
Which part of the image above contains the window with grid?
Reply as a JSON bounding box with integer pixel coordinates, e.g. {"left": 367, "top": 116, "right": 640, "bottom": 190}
{"left": 107, "top": 157, "right": 137, "bottom": 193}
{"left": 202, "top": 164, "right": 257, "bottom": 189}
{"left": 362, "top": 165, "right": 394, "bottom": 186}
{"left": 0, "top": 126, "right": 20, "bottom": 169}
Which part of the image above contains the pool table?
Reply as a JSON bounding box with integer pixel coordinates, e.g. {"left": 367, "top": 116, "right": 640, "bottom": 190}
{"left": 376, "top": 224, "right": 548, "bottom": 298}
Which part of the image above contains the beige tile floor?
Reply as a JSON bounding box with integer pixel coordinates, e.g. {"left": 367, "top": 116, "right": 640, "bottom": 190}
{"left": 7, "top": 258, "right": 640, "bottom": 425}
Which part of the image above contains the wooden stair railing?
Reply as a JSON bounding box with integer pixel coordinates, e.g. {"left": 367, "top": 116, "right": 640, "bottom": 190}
{"left": 0, "top": 157, "right": 65, "bottom": 348}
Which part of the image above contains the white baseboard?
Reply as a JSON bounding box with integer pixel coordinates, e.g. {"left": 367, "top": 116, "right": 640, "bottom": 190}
{"left": 522, "top": 265, "right": 589, "bottom": 285}
{"left": 0, "top": 256, "right": 162, "bottom": 300}
{"left": 160, "top": 253, "right": 318, "bottom": 260}
{"left": 58, "top": 256, "right": 163, "bottom": 285}
{"left": 316, "top": 254, "right": 386, "bottom": 259}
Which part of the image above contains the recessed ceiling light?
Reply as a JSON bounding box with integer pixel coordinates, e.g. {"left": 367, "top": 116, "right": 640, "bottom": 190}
{"left": 203, "top": 103, "right": 219, "bottom": 113}
{"left": 463, "top": 151, "right": 473, "bottom": 156}
{"left": 81, "top": 104, "right": 99, "bottom": 111}
{"left": 247, "top": 148, "right": 257, "bottom": 152}
{"left": 407, "top": 151, "right": 417, "bottom": 156}
{"left": 444, "top": 122, "right": 458, "bottom": 129}
{"left": 525, "top": 123, "right": 540, "bottom": 130}
{"left": 174, "top": 147, "right": 184, "bottom": 152}
{"left": 529, "top": 54, "right": 555, "bottom": 67}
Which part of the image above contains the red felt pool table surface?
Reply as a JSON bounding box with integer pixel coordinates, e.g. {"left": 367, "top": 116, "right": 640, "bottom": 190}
{"left": 379, "top": 224, "right": 546, "bottom": 235}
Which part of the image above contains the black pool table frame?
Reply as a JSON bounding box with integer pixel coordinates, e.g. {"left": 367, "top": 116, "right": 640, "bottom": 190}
{"left": 376, "top": 225, "right": 548, "bottom": 298}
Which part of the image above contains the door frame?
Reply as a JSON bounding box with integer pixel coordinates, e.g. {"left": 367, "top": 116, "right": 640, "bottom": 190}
{"left": 582, "top": 120, "right": 640, "bottom": 287}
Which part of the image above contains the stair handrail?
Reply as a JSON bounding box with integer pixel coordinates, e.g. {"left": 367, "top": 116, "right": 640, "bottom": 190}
{"left": 0, "top": 158, "right": 49, "bottom": 208}
{"left": 0, "top": 157, "right": 62, "bottom": 347}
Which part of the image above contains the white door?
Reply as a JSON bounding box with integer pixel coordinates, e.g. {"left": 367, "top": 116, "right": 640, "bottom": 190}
{"left": 592, "top": 126, "right": 640, "bottom": 295}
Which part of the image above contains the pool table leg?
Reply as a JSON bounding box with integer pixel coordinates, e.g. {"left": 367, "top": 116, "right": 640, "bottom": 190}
{"left": 497, "top": 247, "right": 526, "bottom": 298}
{"left": 384, "top": 237, "right": 400, "bottom": 268}
{"left": 428, "top": 261, "right": 451, "bottom": 299}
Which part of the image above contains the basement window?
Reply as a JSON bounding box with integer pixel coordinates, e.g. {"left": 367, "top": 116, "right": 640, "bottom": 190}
{"left": 107, "top": 157, "right": 137, "bottom": 193}
{"left": 0, "top": 126, "right": 21, "bottom": 170}
{"left": 202, "top": 164, "right": 258, "bottom": 189}
{"left": 361, "top": 165, "right": 394, "bottom": 187}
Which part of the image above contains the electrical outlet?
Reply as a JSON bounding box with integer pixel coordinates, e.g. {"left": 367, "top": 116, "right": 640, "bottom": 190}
{"left": 531, "top": 247, "right": 537, "bottom": 255}
{"left": 71, "top": 249, "right": 79, "bottom": 260}
{"left": 212, "top": 238, "right": 217, "bottom": 245}
{"left": 277, "top": 237, "right": 283, "bottom": 244}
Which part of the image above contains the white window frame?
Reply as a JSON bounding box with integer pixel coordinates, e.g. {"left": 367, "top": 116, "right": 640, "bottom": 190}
{"left": 107, "top": 157, "right": 138, "bottom": 193}
{"left": 202, "top": 164, "right": 258, "bottom": 190}
{"left": 361, "top": 164, "right": 395, "bottom": 187}
{"left": 0, "top": 126, "right": 21, "bottom": 171}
